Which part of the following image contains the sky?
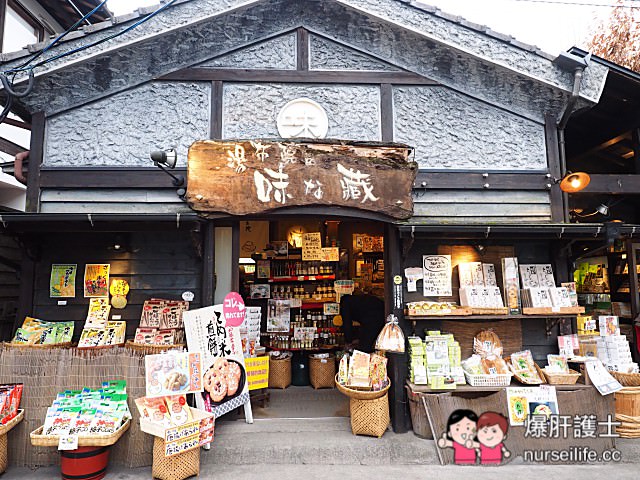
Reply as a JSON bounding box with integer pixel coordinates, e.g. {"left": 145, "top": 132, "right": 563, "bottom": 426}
{"left": 106, "top": 0, "right": 622, "bottom": 55}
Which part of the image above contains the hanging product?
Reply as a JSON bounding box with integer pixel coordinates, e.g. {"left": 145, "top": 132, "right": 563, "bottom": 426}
{"left": 375, "top": 314, "right": 405, "bottom": 353}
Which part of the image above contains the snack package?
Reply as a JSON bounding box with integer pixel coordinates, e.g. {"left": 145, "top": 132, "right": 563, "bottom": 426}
{"left": 462, "top": 355, "right": 485, "bottom": 375}
{"left": 480, "top": 355, "right": 509, "bottom": 375}
{"left": 369, "top": 354, "right": 388, "bottom": 391}
{"left": 510, "top": 350, "right": 543, "bottom": 383}
{"left": 166, "top": 395, "right": 193, "bottom": 426}
{"left": 140, "top": 300, "right": 165, "bottom": 328}
{"left": 473, "top": 329, "right": 503, "bottom": 357}
{"left": 348, "top": 350, "right": 371, "bottom": 387}
{"left": 155, "top": 329, "right": 176, "bottom": 346}
{"left": 374, "top": 314, "right": 405, "bottom": 353}
{"left": 338, "top": 354, "right": 349, "bottom": 385}
{"left": 546, "top": 354, "right": 569, "bottom": 374}
{"left": 135, "top": 327, "right": 157, "bottom": 345}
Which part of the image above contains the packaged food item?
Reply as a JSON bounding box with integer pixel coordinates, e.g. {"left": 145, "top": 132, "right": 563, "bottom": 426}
{"left": 369, "top": 354, "right": 388, "bottom": 391}
{"left": 509, "top": 350, "right": 543, "bottom": 383}
{"left": 375, "top": 314, "right": 405, "bottom": 353}
{"left": 85, "top": 297, "right": 111, "bottom": 329}
{"left": 480, "top": 355, "right": 509, "bottom": 375}
{"left": 135, "top": 327, "right": 157, "bottom": 344}
{"left": 546, "top": 354, "right": 569, "bottom": 374}
{"left": 348, "top": 350, "right": 371, "bottom": 387}
{"left": 155, "top": 329, "right": 176, "bottom": 346}
{"left": 166, "top": 395, "right": 193, "bottom": 426}
{"left": 473, "top": 329, "right": 503, "bottom": 357}
{"left": 338, "top": 354, "right": 349, "bottom": 385}
{"left": 462, "top": 355, "right": 485, "bottom": 375}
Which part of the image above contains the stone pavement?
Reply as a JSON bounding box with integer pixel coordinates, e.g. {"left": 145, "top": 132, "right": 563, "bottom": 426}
{"left": 3, "top": 417, "right": 639, "bottom": 479}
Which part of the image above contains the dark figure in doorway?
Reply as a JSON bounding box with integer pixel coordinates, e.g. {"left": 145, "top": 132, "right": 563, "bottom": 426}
{"left": 340, "top": 288, "right": 385, "bottom": 353}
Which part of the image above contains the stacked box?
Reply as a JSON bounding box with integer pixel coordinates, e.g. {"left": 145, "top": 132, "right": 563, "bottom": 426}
{"left": 408, "top": 337, "right": 427, "bottom": 384}
{"left": 595, "top": 334, "right": 639, "bottom": 373}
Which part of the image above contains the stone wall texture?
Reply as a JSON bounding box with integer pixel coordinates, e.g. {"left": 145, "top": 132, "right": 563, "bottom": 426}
{"left": 198, "top": 33, "right": 296, "bottom": 70}
{"left": 222, "top": 84, "right": 381, "bottom": 140}
{"left": 45, "top": 82, "right": 210, "bottom": 166}
{"left": 309, "top": 34, "right": 400, "bottom": 71}
{"left": 393, "top": 86, "right": 546, "bottom": 170}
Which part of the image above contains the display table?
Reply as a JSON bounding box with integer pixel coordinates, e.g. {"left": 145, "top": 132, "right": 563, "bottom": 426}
{"left": 407, "top": 380, "right": 616, "bottom": 465}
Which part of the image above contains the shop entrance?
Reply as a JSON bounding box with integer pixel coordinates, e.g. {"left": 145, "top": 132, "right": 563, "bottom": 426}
{"left": 236, "top": 217, "right": 386, "bottom": 419}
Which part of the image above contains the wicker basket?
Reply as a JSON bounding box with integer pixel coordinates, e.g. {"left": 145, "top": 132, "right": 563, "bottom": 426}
{"left": 335, "top": 375, "right": 391, "bottom": 400}
{"left": 506, "top": 356, "right": 546, "bottom": 385}
{"left": 30, "top": 419, "right": 130, "bottom": 447}
{"left": 541, "top": 369, "right": 581, "bottom": 385}
{"left": 350, "top": 393, "right": 390, "bottom": 438}
{"left": 463, "top": 371, "right": 512, "bottom": 387}
{"left": 615, "top": 413, "right": 640, "bottom": 438}
{"left": 0, "top": 410, "right": 23, "bottom": 474}
{"left": 268, "top": 356, "right": 292, "bottom": 389}
{"left": 152, "top": 437, "right": 200, "bottom": 480}
{"left": 615, "top": 387, "right": 640, "bottom": 417}
{"left": 309, "top": 355, "right": 336, "bottom": 389}
{"left": 3, "top": 342, "right": 73, "bottom": 349}
{"left": 610, "top": 371, "right": 640, "bottom": 387}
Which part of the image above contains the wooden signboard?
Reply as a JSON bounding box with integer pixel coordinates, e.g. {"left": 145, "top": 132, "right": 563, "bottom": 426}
{"left": 187, "top": 139, "right": 416, "bottom": 219}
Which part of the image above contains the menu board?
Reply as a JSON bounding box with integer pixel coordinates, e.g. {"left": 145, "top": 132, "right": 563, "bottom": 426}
{"left": 422, "top": 255, "right": 452, "bottom": 297}
{"left": 302, "top": 232, "right": 322, "bottom": 261}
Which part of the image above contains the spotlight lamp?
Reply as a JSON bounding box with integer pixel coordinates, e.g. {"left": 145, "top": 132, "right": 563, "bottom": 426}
{"left": 150, "top": 148, "right": 184, "bottom": 187}
{"left": 559, "top": 172, "right": 590, "bottom": 193}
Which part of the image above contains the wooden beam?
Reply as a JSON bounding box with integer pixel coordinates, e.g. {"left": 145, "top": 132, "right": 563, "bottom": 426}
{"left": 26, "top": 112, "right": 44, "bottom": 213}
{"left": 39, "top": 168, "right": 187, "bottom": 188}
{"left": 380, "top": 83, "right": 393, "bottom": 142}
{"left": 578, "top": 174, "right": 640, "bottom": 194}
{"left": 202, "top": 221, "right": 215, "bottom": 307}
{"left": 296, "top": 27, "right": 309, "bottom": 71}
{"left": 210, "top": 81, "right": 223, "bottom": 140}
{"left": 0, "top": 136, "right": 25, "bottom": 157}
{"left": 2, "top": 117, "right": 31, "bottom": 130}
{"left": 545, "top": 115, "right": 565, "bottom": 222}
{"left": 159, "top": 68, "right": 439, "bottom": 85}
{"left": 413, "top": 172, "right": 550, "bottom": 190}
{"left": 570, "top": 132, "right": 630, "bottom": 164}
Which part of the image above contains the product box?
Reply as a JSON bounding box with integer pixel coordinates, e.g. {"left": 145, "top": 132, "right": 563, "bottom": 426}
{"left": 140, "top": 406, "right": 214, "bottom": 457}
{"left": 135, "top": 328, "right": 157, "bottom": 345}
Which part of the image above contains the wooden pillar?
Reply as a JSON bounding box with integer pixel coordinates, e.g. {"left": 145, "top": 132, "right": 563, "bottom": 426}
{"left": 231, "top": 221, "right": 240, "bottom": 293}
{"left": 14, "top": 241, "right": 35, "bottom": 335}
{"left": 26, "top": 112, "right": 45, "bottom": 213}
{"left": 545, "top": 115, "right": 566, "bottom": 222}
{"left": 627, "top": 239, "right": 640, "bottom": 320}
{"left": 632, "top": 127, "right": 640, "bottom": 174}
{"left": 201, "top": 221, "right": 215, "bottom": 307}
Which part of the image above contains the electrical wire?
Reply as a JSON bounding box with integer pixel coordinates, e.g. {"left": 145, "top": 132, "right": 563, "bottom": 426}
{"left": 0, "top": 0, "right": 179, "bottom": 123}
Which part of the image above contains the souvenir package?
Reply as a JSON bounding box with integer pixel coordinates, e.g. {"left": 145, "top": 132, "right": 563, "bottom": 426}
{"left": 85, "top": 297, "right": 111, "bottom": 328}
{"left": 43, "top": 381, "right": 129, "bottom": 436}
{"left": 0, "top": 384, "right": 23, "bottom": 424}
{"left": 462, "top": 355, "right": 485, "bottom": 375}
{"left": 545, "top": 355, "right": 569, "bottom": 374}
{"left": 480, "top": 355, "right": 509, "bottom": 375}
{"left": 338, "top": 354, "right": 349, "bottom": 385}
{"left": 509, "top": 350, "right": 543, "bottom": 383}
{"left": 160, "top": 301, "right": 189, "bottom": 329}
{"left": 374, "top": 314, "right": 405, "bottom": 352}
{"left": 135, "top": 396, "right": 173, "bottom": 428}
{"left": 369, "top": 354, "right": 388, "bottom": 391}
{"left": 139, "top": 299, "right": 189, "bottom": 345}
{"left": 140, "top": 300, "right": 166, "bottom": 328}
{"left": 348, "top": 350, "right": 372, "bottom": 387}
{"left": 501, "top": 257, "right": 521, "bottom": 314}
{"left": 135, "top": 328, "right": 157, "bottom": 345}
{"left": 473, "top": 329, "right": 503, "bottom": 357}
{"left": 166, "top": 395, "right": 194, "bottom": 426}
{"left": 12, "top": 317, "right": 74, "bottom": 345}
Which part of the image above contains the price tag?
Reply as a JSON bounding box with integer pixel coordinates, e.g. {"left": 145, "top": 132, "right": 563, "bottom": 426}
{"left": 112, "top": 315, "right": 122, "bottom": 320}
{"left": 298, "top": 276, "right": 305, "bottom": 281}
{"left": 309, "top": 276, "right": 316, "bottom": 281}
{"left": 552, "top": 306, "right": 560, "bottom": 313}
{"left": 57, "top": 300, "right": 67, "bottom": 306}
{"left": 58, "top": 435, "right": 78, "bottom": 451}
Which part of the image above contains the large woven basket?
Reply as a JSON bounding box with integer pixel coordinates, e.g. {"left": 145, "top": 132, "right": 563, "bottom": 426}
{"left": 611, "top": 371, "right": 640, "bottom": 387}
{"left": 4, "top": 342, "right": 72, "bottom": 349}
{"left": 615, "top": 387, "right": 640, "bottom": 417}
{"left": 125, "top": 341, "right": 186, "bottom": 355}
{"left": 0, "top": 410, "right": 23, "bottom": 474}
{"left": 506, "top": 356, "right": 546, "bottom": 385}
{"left": 335, "top": 375, "right": 391, "bottom": 400}
{"left": 615, "top": 413, "right": 640, "bottom": 438}
{"left": 30, "top": 419, "right": 130, "bottom": 447}
{"left": 309, "top": 356, "right": 336, "bottom": 389}
{"left": 268, "top": 356, "right": 292, "bottom": 389}
{"left": 350, "top": 393, "right": 390, "bottom": 438}
{"left": 152, "top": 437, "right": 200, "bottom": 480}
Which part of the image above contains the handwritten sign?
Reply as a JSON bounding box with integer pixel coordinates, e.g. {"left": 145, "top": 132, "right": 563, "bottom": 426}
{"left": 321, "top": 247, "right": 339, "bottom": 262}
{"left": 302, "top": 232, "right": 322, "bottom": 261}
{"left": 186, "top": 140, "right": 417, "bottom": 219}
{"left": 223, "top": 292, "right": 246, "bottom": 327}
{"left": 422, "top": 255, "right": 452, "bottom": 297}
{"left": 245, "top": 356, "right": 269, "bottom": 390}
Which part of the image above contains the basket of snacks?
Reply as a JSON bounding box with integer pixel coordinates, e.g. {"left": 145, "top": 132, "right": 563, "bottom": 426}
{"left": 506, "top": 350, "right": 546, "bottom": 385}
{"left": 541, "top": 354, "right": 581, "bottom": 385}
{"left": 335, "top": 351, "right": 390, "bottom": 437}
{"left": 0, "top": 408, "right": 24, "bottom": 474}
{"left": 462, "top": 354, "right": 512, "bottom": 387}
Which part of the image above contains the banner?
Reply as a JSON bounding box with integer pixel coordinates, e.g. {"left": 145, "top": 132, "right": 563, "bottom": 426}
{"left": 183, "top": 305, "right": 250, "bottom": 419}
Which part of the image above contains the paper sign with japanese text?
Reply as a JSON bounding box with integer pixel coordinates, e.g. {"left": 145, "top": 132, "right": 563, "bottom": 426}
{"left": 245, "top": 356, "right": 269, "bottom": 390}
{"left": 83, "top": 264, "right": 110, "bottom": 298}
{"left": 183, "top": 305, "right": 249, "bottom": 419}
{"left": 302, "top": 232, "right": 322, "bottom": 261}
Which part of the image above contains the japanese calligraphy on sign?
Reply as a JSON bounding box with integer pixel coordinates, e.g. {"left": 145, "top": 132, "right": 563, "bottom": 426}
{"left": 50, "top": 264, "right": 77, "bottom": 298}
{"left": 187, "top": 139, "right": 416, "bottom": 219}
{"left": 183, "top": 305, "right": 249, "bottom": 419}
{"left": 302, "top": 232, "right": 322, "bottom": 261}
{"left": 83, "top": 264, "right": 110, "bottom": 298}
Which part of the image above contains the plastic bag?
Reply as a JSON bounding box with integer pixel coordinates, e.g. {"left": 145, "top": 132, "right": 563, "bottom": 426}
{"left": 375, "top": 314, "right": 405, "bottom": 353}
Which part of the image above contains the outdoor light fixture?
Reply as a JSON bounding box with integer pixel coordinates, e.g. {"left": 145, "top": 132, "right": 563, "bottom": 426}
{"left": 559, "top": 172, "right": 590, "bottom": 193}
{"left": 571, "top": 203, "right": 609, "bottom": 219}
{"left": 150, "top": 148, "right": 184, "bottom": 187}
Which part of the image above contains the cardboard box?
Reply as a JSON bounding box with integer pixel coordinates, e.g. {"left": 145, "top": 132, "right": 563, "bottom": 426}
{"left": 140, "top": 406, "right": 214, "bottom": 456}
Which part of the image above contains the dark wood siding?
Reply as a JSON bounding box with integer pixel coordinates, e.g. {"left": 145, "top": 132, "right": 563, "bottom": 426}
{"left": 0, "top": 234, "right": 20, "bottom": 340}
{"left": 29, "top": 231, "right": 202, "bottom": 341}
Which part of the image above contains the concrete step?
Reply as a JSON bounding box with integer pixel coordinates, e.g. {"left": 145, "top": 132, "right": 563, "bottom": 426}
{"left": 205, "top": 417, "right": 439, "bottom": 465}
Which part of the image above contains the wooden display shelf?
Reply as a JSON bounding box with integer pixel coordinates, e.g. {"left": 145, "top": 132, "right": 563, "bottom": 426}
{"left": 265, "top": 344, "right": 340, "bottom": 352}
{"left": 267, "top": 274, "right": 335, "bottom": 283}
{"left": 406, "top": 380, "right": 592, "bottom": 393}
{"left": 408, "top": 313, "right": 583, "bottom": 321}
{"left": 521, "top": 306, "right": 585, "bottom": 315}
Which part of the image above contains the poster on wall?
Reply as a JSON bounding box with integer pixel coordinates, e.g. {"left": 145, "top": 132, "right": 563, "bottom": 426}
{"left": 302, "top": 232, "right": 322, "bottom": 261}
{"left": 266, "top": 300, "right": 291, "bottom": 332}
{"left": 50, "top": 264, "right": 77, "bottom": 298}
{"left": 83, "top": 264, "right": 110, "bottom": 298}
{"left": 422, "top": 255, "right": 452, "bottom": 297}
{"left": 239, "top": 221, "right": 269, "bottom": 257}
{"left": 183, "top": 305, "right": 250, "bottom": 419}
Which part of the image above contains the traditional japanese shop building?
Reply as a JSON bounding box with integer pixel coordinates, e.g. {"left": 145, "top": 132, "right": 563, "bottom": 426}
{"left": 2, "top": 0, "right": 639, "bottom": 438}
